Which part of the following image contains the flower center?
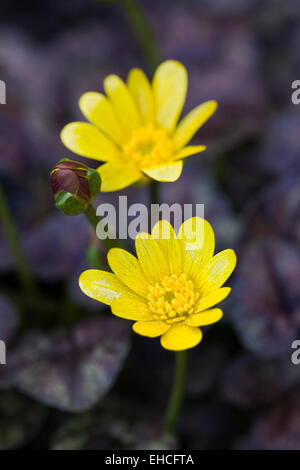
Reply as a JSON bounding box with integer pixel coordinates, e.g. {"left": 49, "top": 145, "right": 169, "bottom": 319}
{"left": 123, "top": 125, "right": 173, "bottom": 169}
{"left": 147, "top": 273, "right": 199, "bottom": 324}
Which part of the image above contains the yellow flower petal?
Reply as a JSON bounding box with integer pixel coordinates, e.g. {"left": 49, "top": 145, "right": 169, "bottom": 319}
{"left": 79, "top": 269, "right": 131, "bottom": 305}
{"left": 151, "top": 220, "right": 182, "bottom": 275}
{"left": 143, "top": 161, "right": 183, "bottom": 182}
{"left": 61, "top": 122, "right": 121, "bottom": 162}
{"left": 151, "top": 219, "right": 176, "bottom": 240}
{"left": 104, "top": 74, "right": 141, "bottom": 137}
{"left": 174, "top": 145, "right": 206, "bottom": 160}
{"left": 79, "top": 92, "right": 124, "bottom": 144}
{"left": 153, "top": 60, "right": 187, "bottom": 132}
{"left": 107, "top": 247, "right": 149, "bottom": 297}
{"left": 173, "top": 100, "right": 218, "bottom": 149}
{"left": 178, "top": 217, "right": 215, "bottom": 282}
{"left": 178, "top": 216, "right": 214, "bottom": 251}
{"left": 160, "top": 324, "right": 202, "bottom": 351}
{"left": 199, "top": 249, "right": 237, "bottom": 295}
{"left": 185, "top": 308, "right": 223, "bottom": 327}
{"left": 98, "top": 162, "right": 142, "bottom": 192}
{"left": 194, "top": 287, "right": 231, "bottom": 312}
{"left": 132, "top": 320, "right": 170, "bottom": 338}
{"left": 127, "top": 68, "right": 154, "bottom": 124}
{"left": 135, "top": 233, "right": 169, "bottom": 284}
{"left": 111, "top": 295, "right": 152, "bottom": 321}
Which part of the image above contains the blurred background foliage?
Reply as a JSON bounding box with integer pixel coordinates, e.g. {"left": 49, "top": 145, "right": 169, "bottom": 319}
{"left": 0, "top": 0, "right": 300, "bottom": 450}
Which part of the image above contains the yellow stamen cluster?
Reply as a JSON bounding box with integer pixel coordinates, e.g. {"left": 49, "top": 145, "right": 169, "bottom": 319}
{"left": 123, "top": 125, "right": 173, "bottom": 169}
{"left": 147, "top": 273, "right": 199, "bottom": 324}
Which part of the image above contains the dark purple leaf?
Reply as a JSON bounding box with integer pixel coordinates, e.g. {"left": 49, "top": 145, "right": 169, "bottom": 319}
{"left": 2, "top": 317, "right": 129, "bottom": 411}
{"left": 244, "top": 171, "right": 300, "bottom": 247}
{"left": 51, "top": 410, "right": 177, "bottom": 450}
{"left": 256, "top": 110, "right": 300, "bottom": 176}
{"left": 238, "top": 393, "right": 300, "bottom": 450}
{"left": 24, "top": 213, "right": 89, "bottom": 281}
{"left": 0, "top": 31, "right": 63, "bottom": 127}
{"left": 222, "top": 353, "right": 300, "bottom": 408}
{"left": 231, "top": 238, "right": 300, "bottom": 358}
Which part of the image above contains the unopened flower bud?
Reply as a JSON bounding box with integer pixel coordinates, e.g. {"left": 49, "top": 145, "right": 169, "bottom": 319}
{"left": 50, "top": 158, "right": 100, "bottom": 215}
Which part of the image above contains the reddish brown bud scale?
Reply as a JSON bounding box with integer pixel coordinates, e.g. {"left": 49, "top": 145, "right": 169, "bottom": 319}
{"left": 50, "top": 158, "right": 101, "bottom": 215}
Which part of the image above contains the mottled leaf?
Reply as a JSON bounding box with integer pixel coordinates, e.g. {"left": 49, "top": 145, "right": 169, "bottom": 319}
{"left": 231, "top": 238, "right": 300, "bottom": 358}
{"left": 222, "top": 353, "right": 300, "bottom": 408}
{"left": 244, "top": 171, "right": 300, "bottom": 247}
{"left": 256, "top": 110, "right": 300, "bottom": 176}
{"left": 51, "top": 409, "right": 177, "bottom": 450}
{"left": 2, "top": 317, "right": 129, "bottom": 411}
{"left": 238, "top": 393, "right": 300, "bottom": 450}
{"left": 24, "top": 213, "right": 89, "bottom": 281}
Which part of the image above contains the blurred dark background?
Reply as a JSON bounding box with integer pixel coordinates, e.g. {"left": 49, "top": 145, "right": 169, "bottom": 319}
{"left": 0, "top": 0, "right": 300, "bottom": 450}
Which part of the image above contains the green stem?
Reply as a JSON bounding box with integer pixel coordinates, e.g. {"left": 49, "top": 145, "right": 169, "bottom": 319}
{"left": 0, "top": 184, "right": 35, "bottom": 293}
{"left": 84, "top": 203, "right": 124, "bottom": 254}
{"left": 149, "top": 179, "right": 160, "bottom": 232}
{"left": 164, "top": 350, "right": 188, "bottom": 433}
{"left": 84, "top": 204, "right": 107, "bottom": 268}
{"left": 84, "top": 203, "right": 100, "bottom": 231}
{"left": 150, "top": 179, "right": 160, "bottom": 205}
{"left": 84, "top": 203, "right": 119, "bottom": 250}
{"left": 118, "top": 0, "right": 161, "bottom": 70}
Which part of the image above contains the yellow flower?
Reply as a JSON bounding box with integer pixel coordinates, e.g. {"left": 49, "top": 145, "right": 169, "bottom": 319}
{"left": 61, "top": 60, "right": 217, "bottom": 192}
{"left": 79, "top": 218, "right": 236, "bottom": 351}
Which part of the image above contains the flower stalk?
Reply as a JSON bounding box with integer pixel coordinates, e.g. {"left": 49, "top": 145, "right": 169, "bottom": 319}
{"left": 84, "top": 203, "right": 101, "bottom": 232}
{"left": 84, "top": 203, "right": 125, "bottom": 252}
{"left": 118, "top": 0, "right": 161, "bottom": 70}
{"left": 150, "top": 179, "right": 160, "bottom": 205}
{"left": 84, "top": 203, "right": 106, "bottom": 268}
{"left": 164, "top": 350, "right": 188, "bottom": 433}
